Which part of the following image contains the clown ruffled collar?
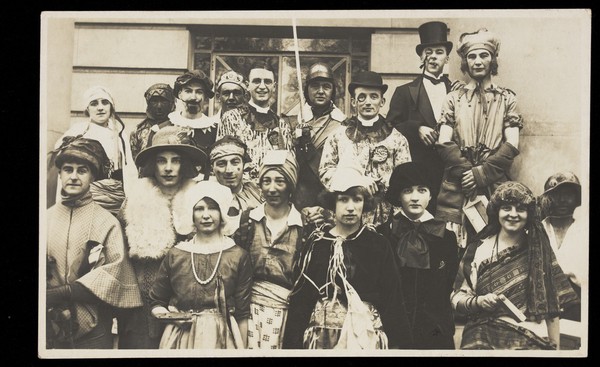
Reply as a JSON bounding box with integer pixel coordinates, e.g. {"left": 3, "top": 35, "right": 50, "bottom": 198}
{"left": 344, "top": 115, "right": 393, "bottom": 143}
{"left": 168, "top": 111, "right": 218, "bottom": 131}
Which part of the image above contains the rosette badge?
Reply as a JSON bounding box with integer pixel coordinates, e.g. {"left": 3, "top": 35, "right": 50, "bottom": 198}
{"left": 371, "top": 145, "right": 389, "bottom": 163}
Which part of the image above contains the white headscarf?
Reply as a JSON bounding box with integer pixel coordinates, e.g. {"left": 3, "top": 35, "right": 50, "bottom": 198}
{"left": 174, "top": 180, "right": 236, "bottom": 236}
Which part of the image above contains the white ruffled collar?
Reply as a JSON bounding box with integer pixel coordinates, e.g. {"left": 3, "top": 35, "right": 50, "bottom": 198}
{"left": 168, "top": 111, "right": 218, "bottom": 130}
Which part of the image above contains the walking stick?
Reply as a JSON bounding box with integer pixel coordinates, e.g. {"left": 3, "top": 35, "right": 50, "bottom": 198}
{"left": 292, "top": 17, "right": 305, "bottom": 128}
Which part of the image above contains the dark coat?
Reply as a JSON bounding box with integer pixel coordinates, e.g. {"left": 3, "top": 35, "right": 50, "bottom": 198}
{"left": 283, "top": 226, "right": 413, "bottom": 349}
{"left": 386, "top": 76, "right": 449, "bottom": 209}
{"left": 377, "top": 214, "right": 458, "bottom": 349}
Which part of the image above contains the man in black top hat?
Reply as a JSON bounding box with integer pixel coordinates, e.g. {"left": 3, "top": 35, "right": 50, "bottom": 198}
{"left": 386, "top": 21, "right": 458, "bottom": 213}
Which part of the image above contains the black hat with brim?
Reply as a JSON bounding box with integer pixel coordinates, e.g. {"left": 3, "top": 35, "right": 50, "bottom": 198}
{"left": 348, "top": 71, "right": 388, "bottom": 96}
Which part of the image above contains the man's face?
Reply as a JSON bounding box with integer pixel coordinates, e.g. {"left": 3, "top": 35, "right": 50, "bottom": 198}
{"left": 147, "top": 96, "right": 172, "bottom": 121}
{"left": 351, "top": 87, "right": 385, "bottom": 120}
{"left": 217, "top": 83, "right": 245, "bottom": 113}
{"left": 421, "top": 46, "right": 449, "bottom": 77}
{"left": 548, "top": 185, "right": 580, "bottom": 217}
{"left": 178, "top": 81, "right": 207, "bottom": 115}
{"left": 466, "top": 49, "right": 493, "bottom": 80}
{"left": 307, "top": 80, "right": 334, "bottom": 108}
{"left": 248, "top": 68, "right": 275, "bottom": 107}
{"left": 59, "top": 162, "right": 94, "bottom": 197}
{"left": 212, "top": 154, "right": 244, "bottom": 193}
{"left": 154, "top": 150, "right": 183, "bottom": 189}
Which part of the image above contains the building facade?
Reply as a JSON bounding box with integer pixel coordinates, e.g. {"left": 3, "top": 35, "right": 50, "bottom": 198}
{"left": 42, "top": 11, "right": 590, "bottom": 199}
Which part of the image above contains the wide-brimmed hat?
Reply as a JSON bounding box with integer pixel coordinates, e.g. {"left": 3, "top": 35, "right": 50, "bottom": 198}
{"left": 54, "top": 136, "right": 111, "bottom": 180}
{"left": 415, "top": 21, "right": 453, "bottom": 55}
{"left": 542, "top": 171, "right": 581, "bottom": 207}
{"left": 174, "top": 70, "right": 215, "bottom": 99}
{"left": 385, "top": 162, "right": 433, "bottom": 207}
{"left": 348, "top": 71, "right": 388, "bottom": 96}
{"left": 135, "top": 125, "right": 208, "bottom": 168}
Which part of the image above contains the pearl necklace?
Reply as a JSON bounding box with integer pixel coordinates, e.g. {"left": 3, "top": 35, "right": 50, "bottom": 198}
{"left": 191, "top": 248, "right": 223, "bottom": 285}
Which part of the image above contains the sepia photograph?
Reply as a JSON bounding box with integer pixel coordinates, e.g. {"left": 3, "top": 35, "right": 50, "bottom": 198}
{"left": 39, "top": 9, "right": 590, "bottom": 358}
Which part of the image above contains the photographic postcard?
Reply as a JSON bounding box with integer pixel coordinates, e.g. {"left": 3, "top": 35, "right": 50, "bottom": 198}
{"left": 39, "top": 9, "right": 590, "bottom": 358}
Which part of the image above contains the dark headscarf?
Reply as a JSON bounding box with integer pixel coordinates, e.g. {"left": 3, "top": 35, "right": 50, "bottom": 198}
{"left": 54, "top": 136, "right": 111, "bottom": 180}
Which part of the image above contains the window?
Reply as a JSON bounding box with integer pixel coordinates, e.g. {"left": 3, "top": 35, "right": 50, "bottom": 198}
{"left": 191, "top": 26, "right": 370, "bottom": 117}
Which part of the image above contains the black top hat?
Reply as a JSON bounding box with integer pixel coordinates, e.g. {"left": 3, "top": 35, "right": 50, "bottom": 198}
{"left": 415, "top": 21, "right": 453, "bottom": 55}
{"left": 348, "top": 71, "right": 388, "bottom": 96}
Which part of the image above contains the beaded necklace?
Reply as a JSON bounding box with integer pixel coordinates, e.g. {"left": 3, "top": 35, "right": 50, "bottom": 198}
{"left": 190, "top": 240, "right": 224, "bottom": 285}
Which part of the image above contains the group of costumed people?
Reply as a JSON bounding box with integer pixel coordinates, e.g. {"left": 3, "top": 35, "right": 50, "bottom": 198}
{"left": 46, "top": 21, "right": 583, "bottom": 352}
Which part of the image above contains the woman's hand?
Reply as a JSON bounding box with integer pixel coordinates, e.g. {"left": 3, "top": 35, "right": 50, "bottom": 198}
{"left": 152, "top": 305, "right": 192, "bottom": 329}
{"left": 476, "top": 293, "right": 501, "bottom": 312}
{"left": 151, "top": 306, "right": 169, "bottom": 318}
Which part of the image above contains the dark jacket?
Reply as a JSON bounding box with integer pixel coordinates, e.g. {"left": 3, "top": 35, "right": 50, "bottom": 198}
{"left": 377, "top": 214, "right": 458, "bottom": 349}
{"left": 386, "top": 76, "right": 449, "bottom": 207}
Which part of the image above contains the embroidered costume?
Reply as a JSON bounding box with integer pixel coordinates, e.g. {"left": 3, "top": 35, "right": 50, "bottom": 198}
{"left": 319, "top": 116, "right": 411, "bottom": 226}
